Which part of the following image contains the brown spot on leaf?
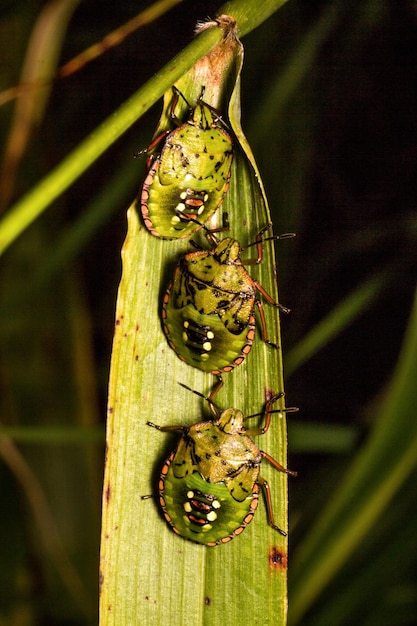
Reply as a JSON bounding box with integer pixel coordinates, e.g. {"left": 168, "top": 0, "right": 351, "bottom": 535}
{"left": 265, "top": 388, "right": 276, "bottom": 402}
{"left": 269, "top": 547, "right": 287, "bottom": 570}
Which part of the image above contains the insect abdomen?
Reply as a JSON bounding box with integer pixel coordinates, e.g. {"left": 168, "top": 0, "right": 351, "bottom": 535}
{"left": 160, "top": 453, "right": 258, "bottom": 546}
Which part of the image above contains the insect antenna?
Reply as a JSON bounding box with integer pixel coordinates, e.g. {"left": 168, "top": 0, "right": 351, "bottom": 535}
{"left": 242, "top": 230, "right": 296, "bottom": 252}
{"left": 245, "top": 406, "right": 299, "bottom": 420}
{"left": 239, "top": 224, "right": 295, "bottom": 269}
{"left": 171, "top": 85, "right": 193, "bottom": 117}
{"left": 178, "top": 381, "right": 220, "bottom": 417}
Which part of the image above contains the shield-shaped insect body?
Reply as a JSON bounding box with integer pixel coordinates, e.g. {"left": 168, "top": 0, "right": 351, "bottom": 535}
{"left": 141, "top": 89, "right": 233, "bottom": 239}
{"left": 162, "top": 231, "right": 288, "bottom": 375}
{"left": 148, "top": 392, "right": 296, "bottom": 546}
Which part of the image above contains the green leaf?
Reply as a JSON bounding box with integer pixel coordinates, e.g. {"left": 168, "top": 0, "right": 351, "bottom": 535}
{"left": 99, "top": 6, "right": 293, "bottom": 625}
{"left": 100, "top": 164, "right": 291, "bottom": 626}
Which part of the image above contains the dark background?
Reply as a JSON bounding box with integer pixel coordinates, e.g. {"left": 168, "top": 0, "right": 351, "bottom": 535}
{"left": 0, "top": 0, "right": 416, "bottom": 624}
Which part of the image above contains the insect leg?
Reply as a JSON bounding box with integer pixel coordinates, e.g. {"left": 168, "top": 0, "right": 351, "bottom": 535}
{"left": 254, "top": 299, "right": 279, "bottom": 349}
{"left": 257, "top": 475, "right": 286, "bottom": 536}
{"left": 245, "top": 397, "right": 298, "bottom": 435}
{"left": 261, "top": 451, "right": 298, "bottom": 477}
{"left": 208, "top": 375, "right": 224, "bottom": 401}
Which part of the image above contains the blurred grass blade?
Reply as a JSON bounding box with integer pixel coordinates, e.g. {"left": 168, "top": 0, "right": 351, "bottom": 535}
{"left": 289, "top": 422, "right": 358, "bottom": 455}
{"left": 0, "top": 426, "right": 103, "bottom": 443}
{"left": 0, "top": 25, "right": 222, "bottom": 255}
{"left": 289, "top": 284, "right": 417, "bottom": 624}
{"left": 58, "top": 0, "right": 184, "bottom": 79}
{"left": 0, "top": 0, "right": 290, "bottom": 256}
{"left": 0, "top": 0, "right": 80, "bottom": 209}
{"left": 0, "top": 0, "right": 184, "bottom": 108}
{"left": 306, "top": 487, "right": 417, "bottom": 625}
{"left": 0, "top": 433, "right": 91, "bottom": 616}
{"left": 249, "top": 0, "right": 346, "bottom": 136}
{"left": 285, "top": 269, "right": 388, "bottom": 377}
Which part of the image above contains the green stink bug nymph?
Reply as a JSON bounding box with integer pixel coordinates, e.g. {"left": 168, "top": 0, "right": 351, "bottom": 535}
{"left": 161, "top": 227, "right": 293, "bottom": 377}
{"left": 140, "top": 87, "right": 233, "bottom": 239}
{"left": 147, "top": 387, "right": 297, "bottom": 546}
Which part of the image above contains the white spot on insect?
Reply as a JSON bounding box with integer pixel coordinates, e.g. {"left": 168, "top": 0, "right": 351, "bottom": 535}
{"left": 202, "top": 341, "right": 212, "bottom": 351}
{"left": 171, "top": 215, "right": 181, "bottom": 224}
{"left": 183, "top": 502, "right": 192, "bottom": 513}
{"left": 212, "top": 500, "right": 221, "bottom": 509}
{"left": 207, "top": 511, "right": 217, "bottom": 522}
